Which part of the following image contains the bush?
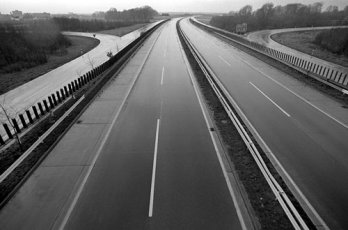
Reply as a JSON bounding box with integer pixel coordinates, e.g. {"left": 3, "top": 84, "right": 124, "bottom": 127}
{"left": 314, "top": 28, "right": 348, "bottom": 56}
{"left": 0, "top": 21, "right": 71, "bottom": 73}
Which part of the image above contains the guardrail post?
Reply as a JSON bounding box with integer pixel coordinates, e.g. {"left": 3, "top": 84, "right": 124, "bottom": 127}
{"left": 26, "top": 110, "right": 34, "bottom": 124}
{"left": 43, "top": 99, "right": 50, "bottom": 112}
{"left": 32, "top": 105, "right": 40, "bottom": 119}
{"left": 0, "top": 135, "right": 4, "bottom": 145}
{"left": 12, "top": 118, "right": 21, "bottom": 133}
{"left": 3, "top": 123, "right": 13, "bottom": 139}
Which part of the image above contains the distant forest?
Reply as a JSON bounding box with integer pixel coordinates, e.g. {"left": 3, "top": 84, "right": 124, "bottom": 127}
{"left": 0, "top": 5, "right": 158, "bottom": 73}
{"left": 54, "top": 6, "right": 158, "bottom": 32}
{"left": 210, "top": 2, "right": 348, "bottom": 32}
{"left": 0, "top": 21, "right": 71, "bottom": 73}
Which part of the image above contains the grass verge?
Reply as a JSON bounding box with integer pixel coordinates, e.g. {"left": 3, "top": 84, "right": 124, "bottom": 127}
{"left": 0, "top": 35, "right": 99, "bottom": 95}
{"left": 98, "top": 23, "right": 147, "bottom": 37}
{"left": 271, "top": 30, "right": 348, "bottom": 67}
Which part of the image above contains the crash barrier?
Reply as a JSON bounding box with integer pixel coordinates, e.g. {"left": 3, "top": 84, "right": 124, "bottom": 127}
{"left": 190, "top": 18, "right": 348, "bottom": 94}
{"left": 0, "top": 20, "right": 167, "bottom": 147}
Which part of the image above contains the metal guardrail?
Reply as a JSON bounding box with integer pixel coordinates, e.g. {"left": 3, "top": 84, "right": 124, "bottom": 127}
{"left": 191, "top": 18, "right": 348, "bottom": 95}
{"left": 0, "top": 20, "right": 167, "bottom": 147}
{"left": 178, "top": 19, "right": 311, "bottom": 230}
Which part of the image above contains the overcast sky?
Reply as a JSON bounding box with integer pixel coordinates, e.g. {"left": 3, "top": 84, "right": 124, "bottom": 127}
{"left": 1, "top": 0, "right": 347, "bottom": 14}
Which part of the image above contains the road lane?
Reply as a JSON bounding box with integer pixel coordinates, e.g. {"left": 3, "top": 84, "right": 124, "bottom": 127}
{"left": 181, "top": 19, "right": 348, "bottom": 230}
{"left": 62, "top": 19, "right": 242, "bottom": 229}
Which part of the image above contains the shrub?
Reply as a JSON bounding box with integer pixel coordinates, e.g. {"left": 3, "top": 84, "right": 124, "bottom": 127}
{"left": 314, "top": 28, "right": 348, "bottom": 56}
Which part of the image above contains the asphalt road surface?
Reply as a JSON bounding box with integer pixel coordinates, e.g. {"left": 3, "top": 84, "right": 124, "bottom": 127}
{"left": 181, "top": 19, "right": 348, "bottom": 230}
{"left": 63, "top": 18, "right": 242, "bottom": 230}
{"left": 0, "top": 19, "right": 243, "bottom": 230}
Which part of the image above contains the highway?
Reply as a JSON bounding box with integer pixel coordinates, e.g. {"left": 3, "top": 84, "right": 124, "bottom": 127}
{"left": 0, "top": 19, "right": 243, "bottom": 229}
{"left": 180, "top": 19, "right": 348, "bottom": 230}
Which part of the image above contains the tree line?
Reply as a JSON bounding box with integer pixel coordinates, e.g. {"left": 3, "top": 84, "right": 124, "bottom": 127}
{"left": 54, "top": 6, "right": 158, "bottom": 32}
{"left": 314, "top": 28, "right": 348, "bottom": 57}
{"left": 0, "top": 20, "right": 71, "bottom": 73}
{"left": 210, "top": 3, "right": 348, "bottom": 33}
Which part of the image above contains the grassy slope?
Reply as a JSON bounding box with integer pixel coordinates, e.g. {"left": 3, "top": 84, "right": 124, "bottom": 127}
{"left": 0, "top": 35, "right": 99, "bottom": 95}
{"left": 98, "top": 23, "right": 147, "bottom": 37}
{"left": 271, "top": 30, "right": 348, "bottom": 67}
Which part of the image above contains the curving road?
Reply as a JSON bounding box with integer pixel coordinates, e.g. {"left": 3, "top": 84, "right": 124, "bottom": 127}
{"left": 0, "top": 22, "right": 159, "bottom": 138}
{"left": 181, "top": 18, "right": 348, "bottom": 230}
{"left": 246, "top": 26, "right": 348, "bottom": 72}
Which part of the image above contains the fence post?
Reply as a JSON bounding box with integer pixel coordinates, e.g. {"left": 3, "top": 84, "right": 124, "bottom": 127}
{"left": 3, "top": 123, "right": 13, "bottom": 139}
{"left": 43, "top": 99, "right": 50, "bottom": 112}
{"left": 56, "top": 91, "right": 62, "bottom": 103}
{"left": 32, "top": 105, "right": 40, "bottom": 119}
{"left": 48, "top": 96, "right": 54, "bottom": 108}
{"left": 26, "top": 110, "right": 34, "bottom": 124}
{"left": 64, "top": 86, "right": 69, "bottom": 97}
{"left": 51, "top": 94, "right": 58, "bottom": 106}
{"left": 0, "top": 135, "right": 4, "bottom": 145}
{"left": 19, "top": 114, "right": 27, "bottom": 129}
{"left": 11, "top": 118, "right": 21, "bottom": 133}
{"left": 60, "top": 88, "right": 65, "bottom": 100}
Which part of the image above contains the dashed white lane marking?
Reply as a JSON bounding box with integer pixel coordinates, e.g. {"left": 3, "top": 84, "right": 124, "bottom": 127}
{"left": 161, "top": 67, "right": 165, "bottom": 85}
{"left": 218, "top": 55, "right": 231, "bottom": 66}
{"left": 148, "top": 118, "right": 161, "bottom": 217}
{"left": 250, "top": 82, "right": 291, "bottom": 117}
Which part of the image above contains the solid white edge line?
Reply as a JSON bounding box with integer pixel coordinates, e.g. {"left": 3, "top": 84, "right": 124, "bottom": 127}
{"left": 148, "top": 118, "right": 160, "bottom": 217}
{"left": 161, "top": 67, "right": 165, "bottom": 85}
{"left": 249, "top": 82, "right": 291, "bottom": 117}
{"left": 177, "top": 26, "right": 248, "bottom": 230}
{"left": 58, "top": 26, "right": 164, "bottom": 230}
{"left": 218, "top": 55, "right": 231, "bottom": 66}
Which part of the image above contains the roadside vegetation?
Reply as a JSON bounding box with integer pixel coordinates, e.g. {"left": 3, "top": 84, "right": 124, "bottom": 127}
{"left": 0, "top": 6, "right": 158, "bottom": 94}
{"left": 314, "top": 28, "right": 348, "bottom": 57}
{"left": 210, "top": 2, "right": 348, "bottom": 33}
{"left": 272, "top": 29, "right": 348, "bottom": 67}
{"left": 0, "top": 35, "right": 99, "bottom": 94}
{"left": 0, "top": 20, "right": 71, "bottom": 74}
{"left": 53, "top": 6, "right": 158, "bottom": 32}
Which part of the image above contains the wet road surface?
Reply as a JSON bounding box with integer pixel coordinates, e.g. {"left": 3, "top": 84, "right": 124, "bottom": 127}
{"left": 181, "top": 18, "right": 348, "bottom": 230}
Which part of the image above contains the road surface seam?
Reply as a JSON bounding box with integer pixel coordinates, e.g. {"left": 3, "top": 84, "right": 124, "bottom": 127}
{"left": 57, "top": 27, "right": 163, "bottom": 230}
